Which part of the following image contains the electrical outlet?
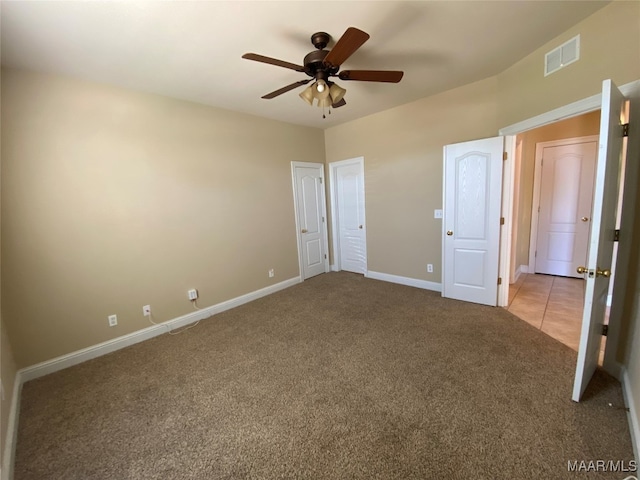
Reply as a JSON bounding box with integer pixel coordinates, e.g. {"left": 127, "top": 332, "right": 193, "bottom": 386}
{"left": 143, "top": 305, "right": 151, "bottom": 316}
{"left": 108, "top": 314, "right": 118, "bottom": 327}
{"left": 427, "top": 264, "right": 434, "bottom": 273}
{"left": 268, "top": 269, "right": 275, "bottom": 278}
{"left": 188, "top": 289, "right": 198, "bottom": 301}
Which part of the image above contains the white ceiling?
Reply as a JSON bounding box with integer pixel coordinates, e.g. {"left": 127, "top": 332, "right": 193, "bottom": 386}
{"left": 1, "top": 1, "right": 609, "bottom": 129}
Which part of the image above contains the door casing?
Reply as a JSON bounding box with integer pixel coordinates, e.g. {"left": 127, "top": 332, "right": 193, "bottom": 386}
{"left": 527, "top": 136, "right": 599, "bottom": 277}
{"left": 499, "top": 79, "right": 640, "bottom": 380}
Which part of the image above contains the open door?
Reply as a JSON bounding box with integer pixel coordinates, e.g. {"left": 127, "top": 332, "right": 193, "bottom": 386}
{"left": 443, "top": 137, "right": 504, "bottom": 306}
{"left": 572, "top": 80, "right": 626, "bottom": 402}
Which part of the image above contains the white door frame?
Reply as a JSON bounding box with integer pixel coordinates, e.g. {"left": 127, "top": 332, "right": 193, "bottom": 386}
{"left": 499, "top": 79, "right": 640, "bottom": 379}
{"left": 498, "top": 135, "right": 516, "bottom": 307}
{"left": 291, "top": 161, "right": 330, "bottom": 278}
{"left": 527, "top": 135, "right": 599, "bottom": 275}
{"left": 328, "top": 156, "right": 367, "bottom": 273}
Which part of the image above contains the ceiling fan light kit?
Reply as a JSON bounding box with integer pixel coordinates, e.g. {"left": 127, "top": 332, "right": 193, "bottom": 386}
{"left": 242, "top": 27, "right": 404, "bottom": 118}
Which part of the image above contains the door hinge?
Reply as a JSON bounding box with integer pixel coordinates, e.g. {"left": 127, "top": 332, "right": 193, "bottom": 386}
{"left": 500, "top": 217, "right": 505, "bottom": 225}
{"left": 497, "top": 277, "right": 502, "bottom": 285}
{"left": 503, "top": 151, "right": 508, "bottom": 161}
{"left": 319, "top": 177, "right": 323, "bottom": 184}
{"left": 322, "top": 216, "right": 325, "bottom": 223}
{"left": 324, "top": 254, "right": 327, "bottom": 259}
{"left": 602, "top": 324, "right": 609, "bottom": 337}
{"left": 614, "top": 229, "right": 620, "bottom": 242}
{"left": 622, "top": 123, "right": 629, "bottom": 137}
{"left": 535, "top": 251, "right": 537, "bottom": 258}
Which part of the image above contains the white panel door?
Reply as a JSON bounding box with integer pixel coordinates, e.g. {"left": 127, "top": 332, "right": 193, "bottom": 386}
{"left": 535, "top": 142, "right": 597, "bottom": 277}
{"left": 573, "top": 80, "right": 625, "bottom": 402}
{"left": 443, "top": 137, "right": 504, "bottom": 306}
{"left": 334, "top": 159, "right": 366, "bottom": 274}
{"left": 292, "top": 163, "right": 327, "bottom": 280}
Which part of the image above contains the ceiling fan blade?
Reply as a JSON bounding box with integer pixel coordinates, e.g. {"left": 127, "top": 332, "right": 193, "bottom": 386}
{"left": 242, "top": 53, "right": 305, "bottom": 72}
{"left": 323, "top": 27, "right": 370, "bottom": 69}
{"left": 338, "top": 70, "right": 404, "bottom": 83}
{"left": 332, "top": 98, "right": 346, "bottom": 108}
{"left": 261, "top": 79, "right": 312, "bottom": 99}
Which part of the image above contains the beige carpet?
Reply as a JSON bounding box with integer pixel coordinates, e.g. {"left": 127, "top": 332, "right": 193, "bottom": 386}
{"left": 14, "top": 272, "right": 633, "bottom": 479}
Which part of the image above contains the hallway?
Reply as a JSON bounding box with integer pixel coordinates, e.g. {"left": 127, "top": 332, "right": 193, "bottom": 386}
{"left": 508, "top": 274, "right": 584, "bottom": 351}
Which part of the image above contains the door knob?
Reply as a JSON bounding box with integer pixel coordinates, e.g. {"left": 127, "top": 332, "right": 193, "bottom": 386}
{"left": 301, "top": 229, "right": 308, "bottom": 233}
{"left": 446, "top": 230, "right": 453, "bottom": 236}
{"left": 581, "top": 216, "right": 589, "bottom": 222}
{"left": 577, "top": 266, "right": 588, "bottom": 274}
{"left": 596, "top": 268, "right": 611, "bottom": 278}
{"left": 359, "top": 225, "right": 363, "bottom": 229}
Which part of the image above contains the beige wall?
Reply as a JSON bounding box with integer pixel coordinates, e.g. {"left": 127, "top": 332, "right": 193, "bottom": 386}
{"left": 513, "top": 111, "right": 601, "bottom": 269}
{"left": 1, "top": 69, "right": 325, "bottom": 367}
{"left": 325, "top": 76, "right": 499, "bottom": 280}
{"left": 324, "top": 0, "right": 640, "bottom": 428}
{"left": 497, "top": 1, "right": 640, "bottom": 127}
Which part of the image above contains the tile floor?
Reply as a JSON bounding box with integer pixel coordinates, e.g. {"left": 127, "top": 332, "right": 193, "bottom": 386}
{"left": 507, "top": 273, "right": 584, "bottom": 351}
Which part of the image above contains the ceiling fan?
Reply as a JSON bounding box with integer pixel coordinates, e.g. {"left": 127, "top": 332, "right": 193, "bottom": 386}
{"left": 242, "top": 27, "right": 403, "bottom": 116}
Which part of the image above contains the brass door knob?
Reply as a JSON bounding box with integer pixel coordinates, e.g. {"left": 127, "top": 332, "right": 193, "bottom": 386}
{"left": 581, "top": 216, "right": 589, "bottom": 222}
{"left": 446, "top": 230, "right": 453, "bottom": 236}
{"left": 596, "top": 268, "right": 611, "bottom": 278}
{"left": 577, "top": 266, "right": 588, "bottom": 274}
{"left": 301, "top": 229, "right": 308, "bottom": 233}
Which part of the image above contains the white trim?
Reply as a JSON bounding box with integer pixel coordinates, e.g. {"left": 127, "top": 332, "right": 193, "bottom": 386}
{"left": 498, "top": 135, "right": 516, "bottom": 306}
{"left": 328, "top": 157, "right": 367, "bottom": 274}
{"left": 513, "top": 264, "right": 529, "bottom": 284}
{"left": 366, "top": 270, "right": 442, "bottom": 292}
{"left": 2, "top": 276, "right": 300, "bottom": 478}
{"left": 499, "top": 81, "right": 639, "bottom": 136}
{"left": 512, "top": 265, "right": 522, "bottom": 284}
{"left": 622, "top": 368, "right": 640, "bottom": 463}
{"left": 2, "top": 374, "right": 22, "bottom": 480}
{"left": 19, "top": 276, "right": 300, "bottom": 383}
{"left": 291, "top": 162, "right": 330, "bottom": 279}
{"left": 527, "top": 135, "right": 599, "bottom": 274}
{"left": 330, "top": 264, "right": 338, "bottom": 272}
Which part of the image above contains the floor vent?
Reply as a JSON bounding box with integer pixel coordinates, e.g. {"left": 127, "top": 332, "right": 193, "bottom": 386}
{"left": 545, "top": 35, "right": 580, "bottom": 76}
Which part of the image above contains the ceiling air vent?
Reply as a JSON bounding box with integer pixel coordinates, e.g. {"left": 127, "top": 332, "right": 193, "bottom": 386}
{"left": 545, "top": 35, "right": 580, "bottom": 76}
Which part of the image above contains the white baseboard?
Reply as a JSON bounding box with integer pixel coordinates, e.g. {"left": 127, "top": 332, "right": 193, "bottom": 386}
{"left": 365, "top": 271, "right": 442, "bottom": 292}
{"left": 20, "top": 276, "right": 301, "bottom": 383}
{"left": 2, "top": 374, "right": 22, "bottom": 480}
{"left": 5, "top": 276, "right": 301, "bottom": 479}
{"left": 330, "top": 264, "right": 338, "bottom": 272}
{"left": 622, "top": 367, "right": 640, "bottom": 463}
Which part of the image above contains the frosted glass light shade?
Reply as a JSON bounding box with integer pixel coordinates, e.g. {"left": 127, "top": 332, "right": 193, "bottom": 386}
{"left": 317, "top": 97, "right": 332, "bottom": 108}
{"left": 299, "top": 85, "right": 314, "bottom": 105}
{"left": 329, "top": 83, "right": 346, "bottom": 103}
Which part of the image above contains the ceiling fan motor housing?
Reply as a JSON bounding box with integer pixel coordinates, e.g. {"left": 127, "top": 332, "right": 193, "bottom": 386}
{"left": 311, "top": 32, "right": 331, "bottom": 50}
{"left": 303, "top": 50, "right": 338, "bottom": 79}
